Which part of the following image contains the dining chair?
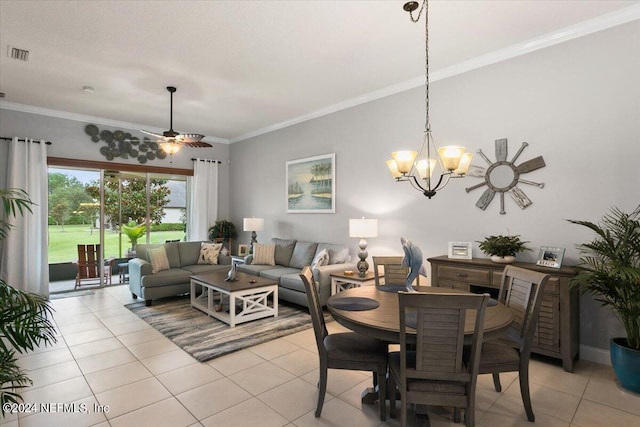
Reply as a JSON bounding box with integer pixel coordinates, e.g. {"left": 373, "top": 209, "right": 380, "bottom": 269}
{"left": 299, "top": 266, "right": 389, "bottom": 420}
{"left": 389, "top": 291, "right": 489, "bottom": 427}
{"left": 372, "top": 256, "right": 420, "bottom": 292}
{"left": 74, "top": 244, "right": 116, "bottom": 288}
{"left": 477, "top": 265, "right": 550, "bottom": 422}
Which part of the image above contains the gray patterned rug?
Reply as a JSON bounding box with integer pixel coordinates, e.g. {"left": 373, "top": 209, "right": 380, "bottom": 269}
{"left": 126, "top": 296, "right": 323, "bottom": 362}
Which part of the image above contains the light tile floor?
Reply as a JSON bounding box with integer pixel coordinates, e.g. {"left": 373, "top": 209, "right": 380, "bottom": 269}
{"left": 2, "top": 285, "right": 640, "bottom": 427}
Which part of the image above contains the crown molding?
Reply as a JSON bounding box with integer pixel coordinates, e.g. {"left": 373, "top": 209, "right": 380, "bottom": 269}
{"left": 231, "top": 4, "right": 640, "bottom": 143}
{"left": 3, "top": 4, "right": 638, "bottom": 145}
{"left": 0, "top": 101, "right": 230, "bottom": 144}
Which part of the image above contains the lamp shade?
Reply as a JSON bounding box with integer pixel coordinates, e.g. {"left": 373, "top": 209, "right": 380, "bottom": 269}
{"left": 243, "top": 217, "right": 264, "bottom": 232}
{"left": 349, "top": 218, "right": 378, "bottom": 238}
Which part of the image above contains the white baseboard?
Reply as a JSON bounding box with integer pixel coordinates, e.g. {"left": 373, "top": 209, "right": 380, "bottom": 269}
{"left": 580, "top": 344, "right": 611, "bottom": 366}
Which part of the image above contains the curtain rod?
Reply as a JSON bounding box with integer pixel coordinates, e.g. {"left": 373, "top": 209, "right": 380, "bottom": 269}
{"left": 1, "top": 136, "right": 52, "bottom": 145}
{"left": 191, "top": 158, "right": 221, "bottom": 164}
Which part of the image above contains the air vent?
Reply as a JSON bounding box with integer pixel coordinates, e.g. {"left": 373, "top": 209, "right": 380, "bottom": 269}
{"left": 8, "top": 46, "right": 29, "bottom": 62}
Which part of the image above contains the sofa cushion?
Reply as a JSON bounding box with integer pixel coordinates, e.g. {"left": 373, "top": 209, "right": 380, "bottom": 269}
{"left": 252, "top": 243, "right": 276, "bottom": 265}
{"left": 289, "top": 241, "right": 318, "bottom": 269}
{"left": 280, "top": 273, "right": 307, "bottom": 293}
{"left": 178, "top": 241, "right": 204, "bottom": 266}
{"left": 197, "top": 242, "right": 223, "bottom": 265}
{"left": 147, "top": 246, "right": 170, "bottom": 273}
{"left": 140, "top": 268, "right": 192, "bottom": 288}
{"left": 237, "top": 264, "right": 276, "bottom": 276}
{"left": 258, "top": 267, "right": 301, "bottom": 282}
{"left": 182, "top": 264, "right": 229, "bottom": 275}
{"left": 272, "top": 238, "right": 297, "bottom": 267}
{"left": 316, "top": 243, "right": 349, "bottom": 265}
{"left": 164, "top": 242, "right": 181, "bottom": 268}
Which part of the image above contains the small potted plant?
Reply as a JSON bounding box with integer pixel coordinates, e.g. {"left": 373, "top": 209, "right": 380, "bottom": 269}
{"left": 477, "top": 234, "right": 531, "bottom": 263}
{"left": 568, "top": 206, "right": 640, "bottom": 393}
{"left": 121, "top": 221, "right": 146, "bottom": 252}
{"left": 208, "top": 220, "right": 238, "bottom": 255}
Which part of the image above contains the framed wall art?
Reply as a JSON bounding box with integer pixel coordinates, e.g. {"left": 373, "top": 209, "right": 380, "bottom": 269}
{"left": 448, "top": 242, "right": 473, "bottom": 259}
{"left": 536, "top": 246, "right": 565, "bottom": 268}
{"left": 286, "top": 153, "right": 335, "bottom": 213}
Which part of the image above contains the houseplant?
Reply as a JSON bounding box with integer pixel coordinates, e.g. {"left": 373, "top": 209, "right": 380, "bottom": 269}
{"left": 568, "top": 206, "right": 640, "bottom": 392}
{"left": 0, "top": 189, "right": 57, "bottom": 417}
{"left": 477, "top": 234, "right": 531, "bottom": 263}
{"left": 121, "top": 221, "right": 146, "bottom": 251}
{"left": 208, "top": 219, "right": 237, "bottom": 242}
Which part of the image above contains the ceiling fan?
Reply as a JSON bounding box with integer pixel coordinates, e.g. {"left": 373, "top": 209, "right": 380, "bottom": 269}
{"left": 141, "top": 86, "right": 212, "bottom": 152}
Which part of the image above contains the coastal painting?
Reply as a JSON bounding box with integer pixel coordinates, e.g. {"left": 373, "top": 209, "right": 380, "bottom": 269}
{"left": 286, "top": 153, "right": 335, "bottom": 213}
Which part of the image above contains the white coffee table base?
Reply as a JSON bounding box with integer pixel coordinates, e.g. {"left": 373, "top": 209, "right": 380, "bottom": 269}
{"left": 191, "top": 278, "right": 278, "bottom": 327}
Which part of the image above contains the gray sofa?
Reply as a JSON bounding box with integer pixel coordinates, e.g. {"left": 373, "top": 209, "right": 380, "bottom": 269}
{"left": 129, "top": 241, "right": 231, "bottom": 306}
{"left": 237, "top": 238, "right": 356, "bottom": 307}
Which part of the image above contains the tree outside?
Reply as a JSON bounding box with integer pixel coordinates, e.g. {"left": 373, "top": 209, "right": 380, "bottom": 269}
{"left": 85, "top": 178, "right": 170, "bottom": 228}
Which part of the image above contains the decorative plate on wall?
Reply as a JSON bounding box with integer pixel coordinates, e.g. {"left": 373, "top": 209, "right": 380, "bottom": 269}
{"left": 85, "top": 124, "right": 167, "bottom": 164}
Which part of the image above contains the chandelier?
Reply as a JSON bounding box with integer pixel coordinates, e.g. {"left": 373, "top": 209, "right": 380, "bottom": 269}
{"left": 386, "top": 0, "right": 472, "bottom": 198}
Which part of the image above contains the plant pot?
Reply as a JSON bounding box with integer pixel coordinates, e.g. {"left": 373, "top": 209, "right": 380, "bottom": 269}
{"left": 490, "top": 255, "right": 516, "bottom": 264}
{"left": 610, "top": 337, "right": 640, "bottom": 393}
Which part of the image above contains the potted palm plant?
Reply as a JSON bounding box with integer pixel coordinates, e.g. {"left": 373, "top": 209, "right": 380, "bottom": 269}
{"left": 121, "top": 221, "right": 146, "bottom": 251}
{"left": 0, "top": 189, "right": 57, "bottom": 417}
{"left": 568, "top": 206, "right": 640, "bottom": 393}
{"left": 477, "top": 234, "right": 531, "bottom": 263}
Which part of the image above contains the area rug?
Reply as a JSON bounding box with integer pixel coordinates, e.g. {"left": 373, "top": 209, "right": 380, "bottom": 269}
{"left": 126, "top": 296, "right": 325, "bottom": 362}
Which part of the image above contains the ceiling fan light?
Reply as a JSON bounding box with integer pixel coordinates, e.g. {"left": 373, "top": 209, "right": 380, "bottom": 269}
{"left": 160, "top": 141, "right": 181, "bottom": 154}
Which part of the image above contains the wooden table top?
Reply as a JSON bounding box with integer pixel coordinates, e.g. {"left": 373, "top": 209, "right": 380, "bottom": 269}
{"left": 327, "top": 286, "right": 514, "bottom": 343}
{"left": 191, "top": 270, "right": 277, "bottom": 292}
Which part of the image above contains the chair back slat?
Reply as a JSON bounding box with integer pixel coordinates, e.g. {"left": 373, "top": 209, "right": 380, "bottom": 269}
{"left": 498, "top": 265, "right": 550, "bottom": 349}
{"left": 399, "top": 292, "right": 489, "bottom": 381}
{"left": 77, "top": 244, "right": 100, "bottom": 279}
{"left": 373, "top": 256, "right": 420, "bottom": 287}
{"left": 300, "top": 266, "right": 328, "bottom": 355}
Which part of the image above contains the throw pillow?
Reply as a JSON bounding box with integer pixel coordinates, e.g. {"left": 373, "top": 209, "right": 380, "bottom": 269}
{"left": 329, "top": 246, "right": 350, "bottom": 264}
{"left": 252, "top": 243, "right": 276, "bottom": 265}
{"left": 272, "top": 238, "right": 297, "bottom": 266}
{"left": 198, "top": 242, "right": 223, "bottom": 265}
{"left": 311, "top": 248, "right": 329, "bottom": 269}
{"left": 147, "top": 246, "right": 170, "bottom": 273}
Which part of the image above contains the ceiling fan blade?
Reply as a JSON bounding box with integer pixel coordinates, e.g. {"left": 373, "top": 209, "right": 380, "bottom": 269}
{"left": 141, "top": 129, "right": 164, "bottom": 139}
{"left": 175, "top": 133, "right": 205, "bottom": 144}
{"left": 184, "top": 141, "right": 212, "bottom": 148}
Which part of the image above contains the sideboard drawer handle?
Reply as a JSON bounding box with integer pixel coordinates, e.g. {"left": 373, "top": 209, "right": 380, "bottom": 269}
{"left": 456, "top": 273, "right": 468, "bottom": 278}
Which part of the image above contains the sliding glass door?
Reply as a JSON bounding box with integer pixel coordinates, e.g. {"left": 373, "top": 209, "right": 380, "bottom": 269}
{"left": 48, "top": 167, "right": 187, "bottom": 292}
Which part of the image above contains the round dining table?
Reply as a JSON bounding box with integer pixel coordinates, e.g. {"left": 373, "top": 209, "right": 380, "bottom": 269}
{"left": 327, "top": 285, "right": 514, "bottom": 345}
{"left": 327, "top": 285, "right": 514, "bottom": 407}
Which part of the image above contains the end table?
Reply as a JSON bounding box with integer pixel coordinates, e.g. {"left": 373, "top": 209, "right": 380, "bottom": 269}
{"left": 330, "top": 271, "right": 378, "bottom": 295}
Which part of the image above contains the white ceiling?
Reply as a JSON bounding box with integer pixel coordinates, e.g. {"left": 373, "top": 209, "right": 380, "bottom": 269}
{"left": 1, "top": 1, "right": 638, "bottom": 143}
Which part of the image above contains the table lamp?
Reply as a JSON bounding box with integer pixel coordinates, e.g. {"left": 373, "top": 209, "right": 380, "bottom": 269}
{"left": 243, "top": 217, "right": 264, "bottom": 249}
{"left": 349, "top": 218, "right": 378, "bottom": 277}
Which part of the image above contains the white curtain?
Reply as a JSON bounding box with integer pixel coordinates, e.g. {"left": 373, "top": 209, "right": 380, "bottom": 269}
{"left": 187, "top": 159, "right": 218, "bottom": 241}
{"left": 0, "top": 138, "right": 49, "bottom": 297}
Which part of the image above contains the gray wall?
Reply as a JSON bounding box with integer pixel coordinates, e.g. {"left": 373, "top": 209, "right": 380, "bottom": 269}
{"left": 229, "top": 21, "right": 640, "bottom": 353}
{"left": 0, "top": 109, "right": 231, "bottom": 220}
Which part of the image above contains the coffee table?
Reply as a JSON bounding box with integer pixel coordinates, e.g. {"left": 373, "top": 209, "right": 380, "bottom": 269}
{"left": 190, "top": 270, "right": 278, "bottom": 327}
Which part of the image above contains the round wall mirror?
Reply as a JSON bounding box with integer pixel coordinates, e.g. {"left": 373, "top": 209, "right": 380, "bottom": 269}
{"left": 465, "top": 138, "right": 547, "bottom": 214}
{"left": 486, "top": 163, "right": 517, "bottom": 191}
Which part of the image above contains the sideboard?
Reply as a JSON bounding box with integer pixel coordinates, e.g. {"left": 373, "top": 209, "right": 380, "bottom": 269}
{"left": 428, "top": 255, "right": 579, "bottom": 372}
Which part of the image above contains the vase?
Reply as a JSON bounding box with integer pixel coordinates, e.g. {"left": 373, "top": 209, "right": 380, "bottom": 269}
{"left": 610, "top": 337, "right": 640, "bottom": 393}
{"left": 490, "top": 255, "right": 516, "bottom": 264}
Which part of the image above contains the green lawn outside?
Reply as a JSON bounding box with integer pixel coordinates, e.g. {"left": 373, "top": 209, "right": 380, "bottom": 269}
{"left": 48, "top": 224, "right": 184, "bottom": 263}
